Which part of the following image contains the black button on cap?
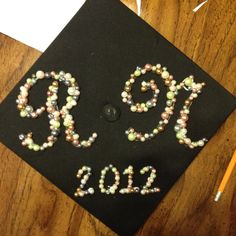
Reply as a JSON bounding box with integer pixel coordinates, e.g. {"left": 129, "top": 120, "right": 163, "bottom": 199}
{"left": 102, "top": 104, "right": 121, "bottom": 122}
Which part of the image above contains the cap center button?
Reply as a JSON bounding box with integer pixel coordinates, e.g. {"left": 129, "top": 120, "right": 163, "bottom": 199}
{"left": 102, "top": 104, "right": 121, "bottom": 122}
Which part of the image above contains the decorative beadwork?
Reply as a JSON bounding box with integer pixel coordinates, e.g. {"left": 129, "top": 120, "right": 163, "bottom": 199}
{"left": 73, "top": 165, "right": 161, "bottom": 197}
{"left": 123, "top": 64, "right": 176, "bottom": 143}
{"left": 16, "top": 70, "right": 97, "bottom": 151}
{"left": 122, "top": 64, "right": 207, "bottom": 149}
{"left": 174, "top": 76, "right": 208, "bottom": 148}
{"left": 99, "top": 164, "right": 120, "bottom": 194}
{"left": 121, "top": 64, "right": 160, "bottom": 113}
{"left": 74, "top": 166, "right": 94, "bottom": 197}
{"left": 119, "top": 165, "right": 139, "bottom": 194}
{"left": 140, "top": 166, "right": 160, "bottom": 195}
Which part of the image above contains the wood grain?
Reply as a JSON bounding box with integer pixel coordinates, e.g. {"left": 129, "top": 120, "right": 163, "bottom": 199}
{"left": 0, "top": 0, "right": 235, "bottom": 235}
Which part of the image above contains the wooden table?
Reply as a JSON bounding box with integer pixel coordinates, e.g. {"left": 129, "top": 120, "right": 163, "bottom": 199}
{"left": 0, "top": 0, "right": 235, "bottom": 235}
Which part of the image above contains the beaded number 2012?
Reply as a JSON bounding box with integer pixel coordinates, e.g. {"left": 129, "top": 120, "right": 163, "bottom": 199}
{"left": 74, "top": 165, "right": 160, "bottom": 197}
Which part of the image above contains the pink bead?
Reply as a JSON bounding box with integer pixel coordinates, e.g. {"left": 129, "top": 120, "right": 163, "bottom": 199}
{"left": 152, "top": 98, "right": 157, "bottom": 103}
{"left": 185, "top": 100, "right": 190, "bottom": 105}
{"left": 151, "top": 84, "right": 157, "bottom": 90}
{"left": 161, "top": 112, "right": 169, "bottom": 120}
{"left": 184, "top": 138, "right": 191, "bottom": 145}
{"left": 47, "top": 107, "right": 53, "bottom": 113}
{"left": 21, "top": 98, "right": 28, "bottom": 103}
{"left": 31, "top": 112, "right": 37, "bottom": 118}
{"left": 145, "top": 64, "right": 152, "bottom": 71}
{"left": 21, "top": 91, "right": 28, "bottom": 97}
{"left": 177, "top": 119, "right": 183, "bottom": 124}
{"left": 181, "top": 114, "right": 188, "bottom": 121}
{"left": 73, "top": 140, "right": 79, "bottom": 146}
{"left": 48, "top": 136, "right": 54, "bottom": 142}
{"left": 54, "top": 111, "right": 60, "bottom": 117}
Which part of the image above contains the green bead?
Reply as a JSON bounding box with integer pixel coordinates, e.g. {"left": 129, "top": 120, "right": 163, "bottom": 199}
{"left": 152, "top": 66, "right": 157, "bottom": 71}
{"left": 53, "top": 121, "right": 60, "bottom": 128}
{"left": 54, "top": 74, "right": 60, "bottom": 80}
{"left": 26, "top": 78, "right": 32, "bottom": 84}
{"left": 134, "top": 70, "right": 141, "bottom": 77}
{"left": 180, "top": 128, "right": 187, "bottom": 135}
{"left": 128, "top": 133, "right": 136, "bottom": 141}
{"left": 66, "top": 96, "right": 73, "bottom": 102}
{"left": 28, "top": 144, "right": 34, "bottom": 149}
{"left": 63, "top": 120, "right": 70, "bottom": 127}
{"left": 141, "top": 103, "right": 146, "bottom": 108}
{"left": 20, "top": 110, "right": 27, "bottom": 117}
{"left": 33, "top": 144, "right": 40, "bottom": 151}
{"left": 166, "top": 91, "right": 174, "bottom": 100}
{"left": 176, "top": 132, "right": 183, "bottom": 139}
{"left": 184, "top": 77, "right": 193, "bottom": 87}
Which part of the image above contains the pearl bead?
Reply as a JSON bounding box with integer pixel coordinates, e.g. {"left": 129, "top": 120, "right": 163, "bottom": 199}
{"left": 128, "top": 133, "right": 136, "bottom": 141}
{"left": 161, "top": 71, "right": 170, "bottom": 79}
{"left": 88, "top": 188, "right": 94, "bottom": 194}
{"left": 140, "top": 137, "right": 145, "bottom": 142}
{"left": 68, "top": 87, "right": 75, "bottom": 95}
{"left": 153, "top": 129, "right": 158, "bottom": 134}
{"left": 36, "top": 70, "right": 45, "bottom": 79}
{"left": 20, "top": 110, "right": 27, "bottom": 117}
{"left": 184, "top": 77, "right": 193, "bottom": 87}
{"left": 145, "top": 64, "right": 152, "bottom": 71}
{"left": 64, "top": 73, "right": 72, "bottom": 80}
{"left": 161, "top": 112, "right": 169, "bottom": 120}
{"left": 181, "top": 114, "right": 188, "bottom": 121}
{"left": 18, "top": 134, "right": 25, "bottom": 141}
{"left": 33, "top": 144, "right": 40, "bottom": 151}
{"left": 198, "top": 140, "right": 204, "bottom": 146}
{"left": 121, "top": 91, "right": 128, "bottom": 98}
{"left": 170, "top": 85, "right": 176, "bottom": 91}
{"left": 166, "top": 91, "right": 174, "bottom": 100}
{"left": 184, "top": 138, "right": 191, "bottom": 145}
{"left": 176, "top": 132, "right": 183, "bottom": 139}
{"left": 134, "top": 70, "right": 141, "bottom": 77}
{"left": 174, "top": 125, "right": 180, "bottom": 132}
{"left": 130, "top": 105, "right": 137, "bottom": 112}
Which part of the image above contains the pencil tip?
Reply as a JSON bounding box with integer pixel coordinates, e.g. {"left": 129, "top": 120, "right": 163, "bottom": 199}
{"left": 214, "top": 191, "right": 222, "bottom": 202}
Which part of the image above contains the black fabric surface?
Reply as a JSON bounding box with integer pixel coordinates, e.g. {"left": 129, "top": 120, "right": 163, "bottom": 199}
{"left": 0, "top": 0, "right": 235, "bottom": 235}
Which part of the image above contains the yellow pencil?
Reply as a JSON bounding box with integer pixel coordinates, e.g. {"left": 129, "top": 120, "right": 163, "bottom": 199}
{"left": 214, "top": 149, "right": 236, "bottom": 202}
